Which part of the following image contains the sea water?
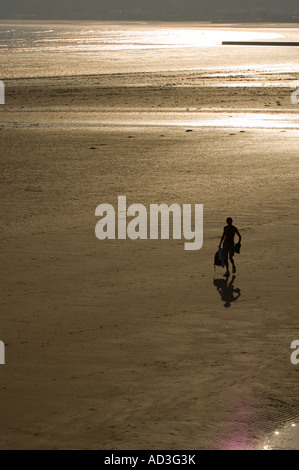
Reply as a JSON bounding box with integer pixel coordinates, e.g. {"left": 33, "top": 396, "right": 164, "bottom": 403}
{"left": 0, "top": 21, "right": 298, "bottom": 81}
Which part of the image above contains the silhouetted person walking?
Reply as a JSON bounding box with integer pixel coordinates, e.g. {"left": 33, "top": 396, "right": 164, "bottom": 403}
{"left": 219, "top": 217, "right": 241, "bottom": 277}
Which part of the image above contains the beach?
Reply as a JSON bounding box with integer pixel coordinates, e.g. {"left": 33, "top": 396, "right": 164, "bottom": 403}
{"left": 0, "top": 21, "right": 299, "bottom": 450}
{"left": 0, "top": 74, "right": 299, "bottom": 450}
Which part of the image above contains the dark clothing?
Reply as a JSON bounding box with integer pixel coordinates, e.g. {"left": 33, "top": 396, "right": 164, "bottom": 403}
{"left": 223, "top": 240, "right": 235, "bottom": 258}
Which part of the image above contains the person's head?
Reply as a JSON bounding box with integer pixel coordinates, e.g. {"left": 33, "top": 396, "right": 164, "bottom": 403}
{"left": 226, "top": 217, "right": 233, "bottom": 225}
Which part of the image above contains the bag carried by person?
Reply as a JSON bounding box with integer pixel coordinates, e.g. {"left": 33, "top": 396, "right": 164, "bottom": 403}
{"left": 234, "top": 242, "right": 241, "bottom": 254}
{"left": 214, "top": 248, "right": 225, "bottom": 268}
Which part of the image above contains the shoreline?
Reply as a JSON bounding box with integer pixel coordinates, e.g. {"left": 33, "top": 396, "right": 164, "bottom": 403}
{"left": 1, "top": 74, "right": 297, "bottom": 116}
{"left": 2, "top": 70, "right": 299, "bottom": 85}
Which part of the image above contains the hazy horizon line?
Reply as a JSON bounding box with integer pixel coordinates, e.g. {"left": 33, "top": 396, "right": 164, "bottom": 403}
{"left": 1, "top": 17, "right": 299, "bottom": 24}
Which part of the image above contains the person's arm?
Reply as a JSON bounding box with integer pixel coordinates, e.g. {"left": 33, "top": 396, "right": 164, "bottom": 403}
{"left": 219, "top": 228, "right": 226, "bottom": 248}
{"left": 236, "top": 228, "right": 242, "bottom": 243}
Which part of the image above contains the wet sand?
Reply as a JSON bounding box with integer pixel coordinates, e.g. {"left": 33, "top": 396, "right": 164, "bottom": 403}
{"left": 263, "top": 422, "right": 299, "bottom": 450}
{"left": 0, "top": 75, "right": 299, "bottom": 449}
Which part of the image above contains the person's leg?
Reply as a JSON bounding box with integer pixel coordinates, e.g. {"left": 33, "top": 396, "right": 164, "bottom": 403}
{"left": 229, "top": 243, "right": 236, "bottom": 273}
{"left": 224, "top": 250, "right": 230, "bottom": 276}
{"left": 230, "top": 254, "right": 236, "bottom": 273}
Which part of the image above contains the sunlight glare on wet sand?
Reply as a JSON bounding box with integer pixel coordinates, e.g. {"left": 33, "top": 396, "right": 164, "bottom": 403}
{"left": 262, "top": 423, "right": 299, "bottom": 450}
{"left": 1, "top": 111, "right": 298, "bottom": 130}
{"left": 84, "top": 111, "right": 299, "bottom": 130}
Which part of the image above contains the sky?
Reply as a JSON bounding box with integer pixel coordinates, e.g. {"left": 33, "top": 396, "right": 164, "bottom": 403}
{"left": 0, "top": 0, "right": 299, "bottom": 21}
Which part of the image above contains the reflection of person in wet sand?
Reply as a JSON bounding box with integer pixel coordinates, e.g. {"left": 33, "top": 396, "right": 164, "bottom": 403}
{"left": 213, "top": 275, "right": 241, "bottom": 308}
